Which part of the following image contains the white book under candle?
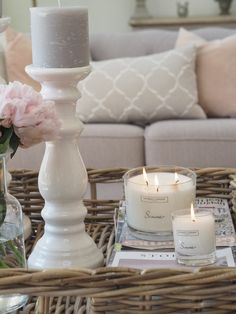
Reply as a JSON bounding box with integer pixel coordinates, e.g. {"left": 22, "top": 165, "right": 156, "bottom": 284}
{"left": 110, "top": 247, "right": 235, "bottom": 270}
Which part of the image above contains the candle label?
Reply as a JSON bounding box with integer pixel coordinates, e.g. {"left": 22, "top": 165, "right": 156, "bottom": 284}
{"left": 177, "top": 230, "right": 199, "bottom": 237}
{"left": 174, "top": 228, "right": 215, "bottom": 255}
{"left": 141, "top": 195, "right": 168, "bottom": 203}
{"left": 175, "top": 231, "right": 199, "bottom": 254}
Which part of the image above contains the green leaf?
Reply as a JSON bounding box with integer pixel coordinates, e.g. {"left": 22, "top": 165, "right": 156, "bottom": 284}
{"left": 9, "top": 132, "right": 20, "bottom": 158}
{"left": 0, "top": 127, "right": 13, "bottom": 155}
{"left": 0, "top": 192, "right": 6, "bottom": 226}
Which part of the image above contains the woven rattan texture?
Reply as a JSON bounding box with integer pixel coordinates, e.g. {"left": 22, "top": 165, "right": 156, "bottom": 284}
{"left": 4, "top": 167, "right": 236, "bottom": 314}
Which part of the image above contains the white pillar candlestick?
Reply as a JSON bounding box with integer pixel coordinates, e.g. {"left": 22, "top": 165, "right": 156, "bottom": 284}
{"left": 124, "top": 167, "right": 196, "bottom": 237}
{"left": 26, "top": 6, "right": 103, "bottom": 269}
{"left": 26, "top": 66, "right": 104, "bottom": 269}
{"left": 172, "top": 208, "right": 216, "bottom": 266}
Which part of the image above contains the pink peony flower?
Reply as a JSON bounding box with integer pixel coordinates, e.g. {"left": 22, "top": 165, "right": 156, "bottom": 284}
{"left": 0, "top": 81, "right": 61, "bottom": 153}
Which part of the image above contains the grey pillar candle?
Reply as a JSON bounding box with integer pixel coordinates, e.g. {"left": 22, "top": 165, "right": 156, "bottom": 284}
{"left": 30, "top": 7, "right": 89, "bottom": 68}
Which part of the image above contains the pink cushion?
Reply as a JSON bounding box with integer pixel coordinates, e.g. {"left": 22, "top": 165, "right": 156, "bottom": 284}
{"left": 175, "top": 28, "right": 236, "bottom": 117}
{"left": 5, "top": 28, "right": 41, "bottom": 92}
{"left": 175, "top": 28, "right": 207, "bottom": 48}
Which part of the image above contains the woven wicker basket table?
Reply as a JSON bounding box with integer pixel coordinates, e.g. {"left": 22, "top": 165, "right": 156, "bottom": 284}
{"left": 3, "top": 167, "right": 236, "bottom": 314}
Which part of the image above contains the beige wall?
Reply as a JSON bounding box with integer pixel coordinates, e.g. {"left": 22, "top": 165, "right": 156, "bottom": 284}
{"left": 3, "top": 0, "right": 236, "bottom": 34}
{"left": 3, "top": 0, "right": 135, "bottom": 33}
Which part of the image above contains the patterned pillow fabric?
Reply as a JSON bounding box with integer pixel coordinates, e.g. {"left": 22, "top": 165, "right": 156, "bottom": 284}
{"left": 77, "top": 45, "right": 206, "bottom": 124}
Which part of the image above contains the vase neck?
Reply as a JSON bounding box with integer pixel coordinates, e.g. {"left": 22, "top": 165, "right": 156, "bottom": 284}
{"left": 0, "top": 154, "right": 7, "bottom": 195}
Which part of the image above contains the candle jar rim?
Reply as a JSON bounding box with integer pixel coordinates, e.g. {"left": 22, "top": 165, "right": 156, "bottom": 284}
{"left": 123, "top": 165, "right": 196, "bottom": 187}
{"left": 172, "top": 208, "right": 214, "bottom": 219}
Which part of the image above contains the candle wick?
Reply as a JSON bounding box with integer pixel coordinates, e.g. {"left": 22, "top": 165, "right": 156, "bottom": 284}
{"left": 175, "top": 179, "right": 180, "bottom": 184}
{"left": 156, "top": 187, "right": 159, "bottom": 192}
{"left": 145, "top": 181, "right": 149, "bottom": 187}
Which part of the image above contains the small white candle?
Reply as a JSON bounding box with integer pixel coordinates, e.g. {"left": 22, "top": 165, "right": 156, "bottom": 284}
{"left": 172, "top": 207, "right": 215, "bottom": 257}
{"left": 124, "top": 170, "right": 196, "bottom": 233}
{"left": 30, "top": 7, "right": 89, "bottom": 68}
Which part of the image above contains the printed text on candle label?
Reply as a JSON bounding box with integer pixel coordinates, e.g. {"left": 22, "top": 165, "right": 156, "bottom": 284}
{"left": 145, "top": 210, "right": 165, "bottom": 220}
{"left": 177, "top": 230, "right": 199, "bottom": 237}
{"left": 141, "top": 195, "right": 168, "bottom": 203}
{"left": 179, "top": 241, "right": 197, "bottom": 250}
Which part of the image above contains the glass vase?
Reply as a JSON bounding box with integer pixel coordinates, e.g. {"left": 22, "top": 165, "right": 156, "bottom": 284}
{"left": 0, "top": 154, "right": 28, "bottom": 313}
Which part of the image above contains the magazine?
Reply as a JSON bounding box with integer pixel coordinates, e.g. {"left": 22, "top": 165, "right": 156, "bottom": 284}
{"left": 109, "top": 247, "right": 235, "bottom": 270}
{"left": 116, "top": 198, "right": 236, "bottom": 250}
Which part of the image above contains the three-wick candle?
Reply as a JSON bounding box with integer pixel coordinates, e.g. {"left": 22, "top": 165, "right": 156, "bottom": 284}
{"left": 124, "top": 167, "right": 196, "bottom": 234}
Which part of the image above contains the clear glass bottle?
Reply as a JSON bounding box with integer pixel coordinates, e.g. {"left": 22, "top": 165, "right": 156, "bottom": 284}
{"left": 0, "top": 154, "right": 28, "bottom": 313}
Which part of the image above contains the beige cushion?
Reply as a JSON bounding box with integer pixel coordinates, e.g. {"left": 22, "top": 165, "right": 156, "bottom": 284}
{"left": 175, "top": 28, "right": 236, "bottom": 118}
{"left": 5, "top": 28, "right": 41, "bottom": 91}
{"left": 77, "top": 45, "right": 206, "bottom": 124}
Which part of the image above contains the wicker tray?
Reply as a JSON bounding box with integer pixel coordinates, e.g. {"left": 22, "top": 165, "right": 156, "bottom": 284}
{"left": 3, "top": 167, "right": 236, "bottom": 314}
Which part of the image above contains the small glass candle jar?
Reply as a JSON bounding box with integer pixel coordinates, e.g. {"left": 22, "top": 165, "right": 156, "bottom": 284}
{"left": 123, "top": 166, "right": 196, "bottom": 239}
{"left": 172, "top": 208, "right": 216, "bottom": 266}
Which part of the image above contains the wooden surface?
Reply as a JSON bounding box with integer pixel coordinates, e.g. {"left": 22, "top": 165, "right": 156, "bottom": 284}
{"left": 130, "top": 14, "right": 236, "bottom": 28}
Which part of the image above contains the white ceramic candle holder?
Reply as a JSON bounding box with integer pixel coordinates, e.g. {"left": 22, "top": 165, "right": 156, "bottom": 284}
{"left": 25, "top": 65, "right": 104, "bottom": 269}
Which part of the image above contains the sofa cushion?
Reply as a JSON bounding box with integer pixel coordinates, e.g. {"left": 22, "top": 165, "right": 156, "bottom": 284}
{"left": 5, "top": 28, "right": 41, "bottom": 91}
{"left": 77, "top": 45, "right": 206, "bottom": 124}
{"left": 176, "top": 28, "right": 207, "bottom": 48}
{"left": 90, "top": 29, "right": 178, "bottom": 61}
{"left": 145, "top": 119, "right": 236, "bottom": 168}
{"left": 79, "top": 123, "right": 144, "bottom": 168}
{"left": 176, "top": 28, "right": 236, "bottom": 118}
{"left": 8, "top": 123, "right": 144, "bottom": 170}
{"left": 90, "top": 27, "right": 236, "bottom": 61}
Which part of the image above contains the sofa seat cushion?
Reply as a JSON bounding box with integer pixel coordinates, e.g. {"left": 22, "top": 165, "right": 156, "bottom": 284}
{"left": 8, "top": 123, "right": 144, "bottom": 171}
{"left": 145, "top": 119, "right": 236, "bottom": 168}
{"left": 80, "top": 123, "right": 144, "bottom": 168}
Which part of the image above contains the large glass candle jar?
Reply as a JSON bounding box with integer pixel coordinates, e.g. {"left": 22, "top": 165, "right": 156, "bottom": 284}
{"left": 123, "top": 166, "right": 196, "bottom": 237}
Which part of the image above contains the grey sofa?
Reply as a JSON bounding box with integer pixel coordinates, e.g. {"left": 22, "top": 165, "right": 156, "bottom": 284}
{"left": 6, "top": 27, "right": 236, "bottom": 173}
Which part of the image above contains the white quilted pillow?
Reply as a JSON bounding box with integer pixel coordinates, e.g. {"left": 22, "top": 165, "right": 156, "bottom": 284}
{"left": 77, "top": 45, "right": 206, "bottom": 124}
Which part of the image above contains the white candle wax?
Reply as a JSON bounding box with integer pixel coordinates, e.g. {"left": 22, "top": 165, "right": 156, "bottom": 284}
{"left": 125, "top": 172, "right": 195, "bottom": 233}
{"left": 30, "top": 7, "right": 89, "bottom": 68}
{"left": 172, "top": 210, "right": 215, "bottom": 256}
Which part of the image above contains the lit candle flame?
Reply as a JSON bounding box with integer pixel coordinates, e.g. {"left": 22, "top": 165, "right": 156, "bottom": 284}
{"left": 155, "top": 174, "right": 159, "bottom": 192}
{"left": 191, "top": 203, "right": 196, "bottom": 222}
{"left": 143, "top": 168, "right": 149, "bottom": 187}
{"left": 58, "top": 0, "right": 62, "bottom": 7}
{"left": 175, "top": 172, "right": 180, "bottom": 184}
